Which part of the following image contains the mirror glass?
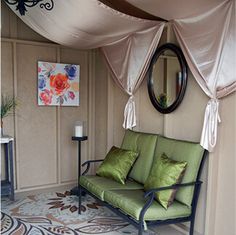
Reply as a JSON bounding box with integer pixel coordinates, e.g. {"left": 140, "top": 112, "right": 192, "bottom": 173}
{"left": 152, "top": 49, "right": 182, "bottom": 108}
{"left": 148, "top": 43, "right": 188, "bottom": 113}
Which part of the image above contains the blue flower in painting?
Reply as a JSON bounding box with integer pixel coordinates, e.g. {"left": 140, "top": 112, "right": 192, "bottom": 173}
{"left": 64, "top": 65, "right": 77, "bottom": 80}
{"left": 38, "top": 76, "right": 46, "bottom": 90}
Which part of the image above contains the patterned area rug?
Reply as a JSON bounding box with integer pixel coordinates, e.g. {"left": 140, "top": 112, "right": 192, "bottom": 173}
{"left": 1, "top": 191, "right": 156, "bottom": 235}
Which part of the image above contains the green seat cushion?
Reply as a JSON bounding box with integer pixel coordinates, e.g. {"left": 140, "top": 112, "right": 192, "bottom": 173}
{"left": 121, "top": 130, "right": 158, "bottom": 184}
{"left": 154, "top": 136, "right": 205, "bottom": 207}
{"left": 104, "top": 189, "right": 191, "bottom": 221}
{"left": 96, "top": 146, "right": 139, "bottom": 184}
{"left": 80, "top": 175, "right": 143, "bottom": 200}
{"left": 144, "top": 154, "right": 187, "bottom": 209}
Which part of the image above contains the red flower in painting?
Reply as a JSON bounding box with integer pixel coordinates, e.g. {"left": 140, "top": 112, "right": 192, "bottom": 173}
{"left": 50, "top": 73, "right": 70, "bottom": 95}
{"left": 40, "top": 89, "right": 52, "bottom": 105}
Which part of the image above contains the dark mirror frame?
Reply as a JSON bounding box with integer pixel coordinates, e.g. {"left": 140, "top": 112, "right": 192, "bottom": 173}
{"left": 147, "top": 43, "right": 188, "bottom": 114}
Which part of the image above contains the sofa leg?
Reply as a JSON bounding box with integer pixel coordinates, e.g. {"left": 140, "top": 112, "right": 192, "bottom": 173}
{"left": 190, "top": 219, "right": 195, "bottom": 235}
{"left": 138, "top": 222, "right": 143, "bottom": 235}
{"left": 138, "top": 227, "right": 143, "bottom": 235}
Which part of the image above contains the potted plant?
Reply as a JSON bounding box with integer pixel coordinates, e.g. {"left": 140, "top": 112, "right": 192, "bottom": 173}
{"left": 1, "top": 94, "right": 17, "bottom": 136}
{"left": 157, "top": 93, "right": 168, "bottom": 108}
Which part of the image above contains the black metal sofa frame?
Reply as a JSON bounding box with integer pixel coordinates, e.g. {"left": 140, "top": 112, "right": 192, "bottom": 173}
{"left": 78, "top": 150, "right": 208, "bottom": 235}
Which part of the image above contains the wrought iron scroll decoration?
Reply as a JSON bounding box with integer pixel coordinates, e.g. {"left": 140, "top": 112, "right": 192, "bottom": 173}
{"left": 4, "top": 0, "right": 54, "bottom": 15}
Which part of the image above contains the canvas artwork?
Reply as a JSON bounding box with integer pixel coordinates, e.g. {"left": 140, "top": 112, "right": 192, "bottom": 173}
{"left": 38, "top": 61, "right": 80, "bottom": 106}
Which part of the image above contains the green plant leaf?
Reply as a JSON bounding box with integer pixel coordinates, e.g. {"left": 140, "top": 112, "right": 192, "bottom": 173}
{"left": 1, "top": 94, "right": 17, "bottom": 119}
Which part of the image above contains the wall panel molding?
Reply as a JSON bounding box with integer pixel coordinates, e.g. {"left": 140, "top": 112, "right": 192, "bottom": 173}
{"left": 1, "top": 37, "right": 93, "bottom": 193}
{"left": 56, "top": 46, "right": 61, "bottom": 185}
{"left": 2, "top": 38, "right": 58, "bottom": 48}
{"left": 88, "top": 49, "right": 96, "bottom": 173}
{"left": 15, "top": 181, "right": 77, "bottom": 193}
{"left": 106, "top": 73, "right": 114, "bottom": 152}
{"left": 12, "top": 41, "right": 19, "bottom": 190}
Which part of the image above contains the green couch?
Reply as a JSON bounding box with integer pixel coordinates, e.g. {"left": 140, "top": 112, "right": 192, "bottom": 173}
{"left": 79, "top": 130, "right": 207, "bottom": 235}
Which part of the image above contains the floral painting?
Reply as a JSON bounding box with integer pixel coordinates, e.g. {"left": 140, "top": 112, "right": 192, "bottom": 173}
{"left": 38, "top": 61, "right": 80, "bottom": 106}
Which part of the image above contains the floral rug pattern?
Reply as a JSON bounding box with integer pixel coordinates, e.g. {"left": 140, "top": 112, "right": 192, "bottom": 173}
{"left": 1, "top": 191, "right": 156, "bottom": 235}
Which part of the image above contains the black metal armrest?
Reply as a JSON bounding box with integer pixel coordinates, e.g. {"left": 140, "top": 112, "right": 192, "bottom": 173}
{"left": 144, "top": 181, "right": 202, "bottom": 198}
{"left": 139, "top": 180, "right": 202, "bottom": 222}
{"left": 82, "top": 159, "right": 104, "bottom": 167}
{"left": 82, "top": 159, "right": 104, "bottom": 175}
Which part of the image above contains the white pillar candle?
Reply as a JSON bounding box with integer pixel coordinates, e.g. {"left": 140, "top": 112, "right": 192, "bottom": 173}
{"left": 75, "top": 125, "right": 83, "bottom": 137}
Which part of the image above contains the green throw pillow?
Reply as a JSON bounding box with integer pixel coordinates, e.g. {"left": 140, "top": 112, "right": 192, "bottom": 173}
{"left": 96, "top": 146, "right": 139, "bottom": 184}
{"left": 144, "top": 153, "right": 187, "bottom": 209}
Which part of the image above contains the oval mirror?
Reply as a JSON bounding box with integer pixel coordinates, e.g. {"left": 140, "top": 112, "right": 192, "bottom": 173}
{"left": 147, "top": 43, "right": 188, "bottom": 114}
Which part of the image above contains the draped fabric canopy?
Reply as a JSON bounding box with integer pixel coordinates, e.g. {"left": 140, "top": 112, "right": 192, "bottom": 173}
{"left": 10, "top": 0, "right": 161, "bottom": 49}
{"left": 6, "top": 0, "right": 236, "bottom": 151}
{"left": 7, "top": 0, "right": 166, "bottom": 129}
{"left": 173, "top": 0, "right": 236, "bottom": 151}
{"left": 101, "top": 24, "right": 165, "bottom": 128}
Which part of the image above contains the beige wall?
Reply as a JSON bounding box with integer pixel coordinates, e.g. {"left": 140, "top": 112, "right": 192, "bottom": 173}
{"left": 1, "top": 3, "right": 95, "bottom": 192}
{"left": 1, "top": 3, "right": 235, "bottom": 235}
{"left": 94, "top": 27, "right": 236, "bottom": 235}
{"left": 205, "top": 94, "right": 236, "bottom": 235}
